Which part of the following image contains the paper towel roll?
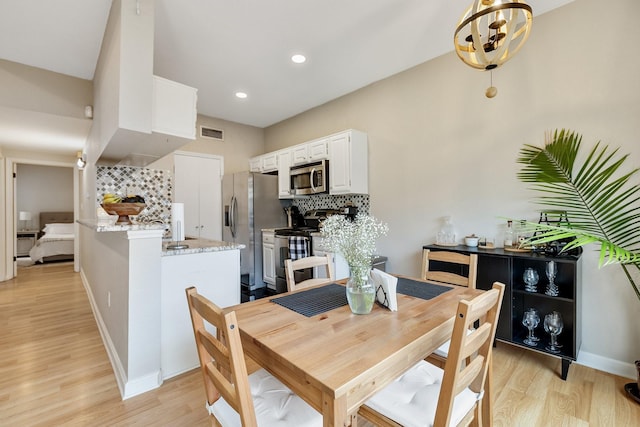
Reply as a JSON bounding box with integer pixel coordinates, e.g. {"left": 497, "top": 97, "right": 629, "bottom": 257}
{"left": 171, "top": 203, "right": 185, "bottom": 241}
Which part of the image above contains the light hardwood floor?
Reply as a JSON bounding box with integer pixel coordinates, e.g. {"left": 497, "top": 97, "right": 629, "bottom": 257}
{"left": 2, "top": 263, "right": 639, "bottom": 426}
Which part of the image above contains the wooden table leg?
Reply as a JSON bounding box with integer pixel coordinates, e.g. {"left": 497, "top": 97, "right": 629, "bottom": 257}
{"left": 322, "top": 391, "right": 352, "bottom": 427}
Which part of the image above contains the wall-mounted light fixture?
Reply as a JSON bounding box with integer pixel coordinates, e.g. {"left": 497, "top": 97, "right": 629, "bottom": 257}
{"left": 76, "top": 151, "right": 86, "bottom": 170}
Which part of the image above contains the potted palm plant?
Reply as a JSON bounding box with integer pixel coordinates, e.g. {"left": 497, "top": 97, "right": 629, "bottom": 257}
{"left": 516, "top": 129, "right": 640, "bottom": 402}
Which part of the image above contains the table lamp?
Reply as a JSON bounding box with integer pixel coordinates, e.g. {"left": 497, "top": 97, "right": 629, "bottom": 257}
{"left": 19, "top": 211, "right": 32, "bottom": 230}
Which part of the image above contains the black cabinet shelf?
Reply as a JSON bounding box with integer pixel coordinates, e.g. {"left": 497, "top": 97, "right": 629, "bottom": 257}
{"left": 423, "top": 244, "right": 582, "bottom": 380}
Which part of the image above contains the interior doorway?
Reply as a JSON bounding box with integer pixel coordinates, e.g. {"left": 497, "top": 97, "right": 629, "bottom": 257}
{"left": 16, "top": 163, "right": 74, "bottom": 267}
{"left": 3, "top": 157, "right": 78, "bottom": 280}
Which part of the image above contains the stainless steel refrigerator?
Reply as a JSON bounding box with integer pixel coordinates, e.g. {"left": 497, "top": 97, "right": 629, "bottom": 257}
{"left": 222, "top": 172, "right": 285, "bottom": 300}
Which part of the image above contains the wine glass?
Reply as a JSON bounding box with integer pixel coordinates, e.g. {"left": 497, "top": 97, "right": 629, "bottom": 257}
{"left": 544, "top": 311, "right": 563, "bottom": 353}
{"left": 522, "top": 308, "right": 540, "bottom": 346}
{"left": 523, "top": 268, "right": 539, "bottom": 293}
{"left": 545, "top": 260, "right": 559, "bottom": 296}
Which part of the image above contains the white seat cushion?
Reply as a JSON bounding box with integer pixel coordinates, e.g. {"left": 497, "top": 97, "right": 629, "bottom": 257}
{"left": 433, "top": 328, "right": 474, "bottom": 358}
{"left": 364, "top": 360, "right": 479, "bottom": 427}
{"left": 206, "top": 368, "right": 322, "bottom": 427}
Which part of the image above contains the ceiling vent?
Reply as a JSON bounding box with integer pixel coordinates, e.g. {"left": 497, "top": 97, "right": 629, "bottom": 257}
{"left": 200, "top": 126, "right": 224, "bottom": 141}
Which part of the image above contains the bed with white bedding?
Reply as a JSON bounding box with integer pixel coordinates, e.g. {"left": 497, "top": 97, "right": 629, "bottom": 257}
{"left": 29, "top": 212, "right": 75, "bottom": 263}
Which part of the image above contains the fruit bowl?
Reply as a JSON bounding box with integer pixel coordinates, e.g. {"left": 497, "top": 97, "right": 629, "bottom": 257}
{"left": 101, "top": 203, "right": 146, "bottom": 224}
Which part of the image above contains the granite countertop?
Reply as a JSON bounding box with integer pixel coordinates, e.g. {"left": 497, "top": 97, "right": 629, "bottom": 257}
{"left": 78, "top": 219, "right": 167, "bottom": 232}
{"left": 162, "top": 238, "right": 245, "bottom": 256}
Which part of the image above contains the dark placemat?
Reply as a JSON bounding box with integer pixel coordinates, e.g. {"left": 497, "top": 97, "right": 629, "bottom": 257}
{"left": 271, "top": 283, "right": 347, "bottom": 317}
{"left": 396, "top": 277, "right": 452, "bottom": 300}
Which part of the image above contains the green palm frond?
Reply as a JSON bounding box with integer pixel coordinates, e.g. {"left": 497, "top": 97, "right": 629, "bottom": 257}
{"left": 516, "top": 129, "right": 640, "bottom": 301}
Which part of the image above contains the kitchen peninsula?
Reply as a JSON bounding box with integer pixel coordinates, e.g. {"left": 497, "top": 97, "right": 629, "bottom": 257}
{"left": 78, "top": 220, "right": 243, "bottom": 399}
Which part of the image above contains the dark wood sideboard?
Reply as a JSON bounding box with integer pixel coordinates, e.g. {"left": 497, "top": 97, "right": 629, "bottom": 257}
{"left": 423, "top": 244, "right": 582, "bottom": 380}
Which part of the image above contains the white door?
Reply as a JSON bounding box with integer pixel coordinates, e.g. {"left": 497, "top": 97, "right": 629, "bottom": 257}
{"left": 174, "top": 153, "right": 223, "bottom": 240}
{"left": 197, "top": 157, "right": 222, "bottom": 240}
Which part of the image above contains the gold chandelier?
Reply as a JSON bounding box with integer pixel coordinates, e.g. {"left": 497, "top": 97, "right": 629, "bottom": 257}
{"left": 454, "top": 0, "right": 532, "bottom": 96}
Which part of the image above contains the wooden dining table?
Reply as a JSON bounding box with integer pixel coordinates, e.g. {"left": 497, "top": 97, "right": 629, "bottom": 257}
{"left": 225, "top": 277, "right": 487, "bottom": 427}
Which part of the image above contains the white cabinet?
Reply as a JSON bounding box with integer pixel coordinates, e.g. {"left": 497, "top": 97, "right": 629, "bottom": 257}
{"left": 291, "top": 138, "right": 328, "bottom": 165}
{"left": 308, "top": 138, "right": 329, "bottom": 160}
{"left": 328, "top": 130, "right": 368, "bottom": 195}
{"left": 152, "top": 76, "right": 198, "bottom": 140}
{"left": 249, "top": 157, "right": 262, "bottom": 172}
{"left": 311, "top": 234, "right": 350, "bottom": 280}
{"left": 262, "top": 231, "right": 276, "bottom": 285}
{"left": 278, "top": 150, "right": 293, "bottom": 199}
{"left": 261, "top": 153, "right": 279, "bottom": 172}
{"left": 291, "top": 144, "right": 309, "bottom": 165}
{"left": 174, "top": 153, "right": 223, "bottom": 240}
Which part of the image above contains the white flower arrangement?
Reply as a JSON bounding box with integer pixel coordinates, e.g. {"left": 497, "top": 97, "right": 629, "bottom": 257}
{"left": 321, "top": 213, "right": 389, "bottom": 284}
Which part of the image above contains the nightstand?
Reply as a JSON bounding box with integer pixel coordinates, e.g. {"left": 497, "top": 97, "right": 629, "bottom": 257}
{"left": 17, "top": 230, "right": 39, "bottom": 257}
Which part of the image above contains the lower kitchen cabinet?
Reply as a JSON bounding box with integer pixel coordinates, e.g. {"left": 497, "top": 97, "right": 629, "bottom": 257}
{"left": 262, "top": 230, "right": 276, "bottom": 286}
{"left": 423, "top": 244, "right": 582, "bottom": 380}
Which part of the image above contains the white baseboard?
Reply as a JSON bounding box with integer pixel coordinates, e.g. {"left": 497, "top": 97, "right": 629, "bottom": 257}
{"left": 577, "top": 350, "right": 637, "bottom": 380}
{"left": 80, "top": 268, "right": 162, "bottom": 399}
{"left": 122, "top": 371, "right": 162, "bottom": 399}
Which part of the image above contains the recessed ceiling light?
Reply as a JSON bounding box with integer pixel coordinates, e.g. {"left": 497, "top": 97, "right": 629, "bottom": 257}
{"left": 291, "top": 54, "right": 306, "bottom": 64}
{"left": 235, "top": 92, "right": 248, "bottom": 99}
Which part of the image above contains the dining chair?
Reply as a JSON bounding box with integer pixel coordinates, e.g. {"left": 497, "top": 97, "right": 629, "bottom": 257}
{"left": 422, "top": 249, "right": 479, "bottom": 368}
{"left": 421, "top": 249, "right": 478, "bottom": 288}
{"left": 285, "top": 254, "right": 334, "bottom": 292}
{"left": 358, "top": 282, "right": 505, "bottom": 427}
{"left": 185, "top": 287, "right": 322, "bottom": 427}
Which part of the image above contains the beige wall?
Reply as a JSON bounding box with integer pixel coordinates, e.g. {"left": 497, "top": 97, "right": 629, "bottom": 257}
{"left": 265, "top": 0, "right": 640, "bottom": 375}
{"left": 149, "top": 114, "right": 264, "bottom": 174}
{"left": 0, "top": 58, "right": 92, "bottom": 118}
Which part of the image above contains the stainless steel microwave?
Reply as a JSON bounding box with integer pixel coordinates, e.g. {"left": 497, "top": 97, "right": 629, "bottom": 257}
{"left": 289, "top": 160, "right": 328, "bottom": 195}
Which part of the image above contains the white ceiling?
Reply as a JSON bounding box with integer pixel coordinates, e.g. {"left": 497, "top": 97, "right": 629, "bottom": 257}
{"left": 0, "top": 0, "right": 573, "bottom": 156}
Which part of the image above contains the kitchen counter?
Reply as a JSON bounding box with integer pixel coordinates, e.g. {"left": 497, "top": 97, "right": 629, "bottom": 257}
{"left": 162, "top": 238, "right": 244, "bottom": 256}
{"left": 78, "top": 219, "right": 167, "bottom": 232}
{"left": 78, "top": 219, "right": 242, "bottom": 398}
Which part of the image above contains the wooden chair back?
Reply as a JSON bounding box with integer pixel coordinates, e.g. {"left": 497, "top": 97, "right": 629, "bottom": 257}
{"left": 185, "top": 286, "right": 257, "bottom": 426}
{"left": 285, "top": 254, "right": 334, "bottom": 292}
{"left": 435, "top": 281, "right": 505, "bottom": 426}
{"left": 421, "top": 249, "right": 478, "bottom": 288}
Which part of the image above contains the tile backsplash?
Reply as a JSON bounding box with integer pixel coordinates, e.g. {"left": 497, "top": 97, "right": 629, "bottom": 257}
{"left": 292, "top": 194, "right": 369, "bottom": 215}
{"left": 95, "top": 165, "right": 369, "bottom": 228}
{"left": 96, "top": 166, "right": 173, "bottom": 223}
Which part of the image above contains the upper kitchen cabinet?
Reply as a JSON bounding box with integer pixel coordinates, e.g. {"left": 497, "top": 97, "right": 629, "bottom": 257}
{"left": 248, "top": 152, "right": 279, "bottom": 173}
{"left": 308, "top": 138, "right": 329, "bottom": 161}
{"left": 291, "top": 138, "right": 329, "bottom": 165}
{"left": 92, "top": 0, "right": 197, "bottom": 167}
{"left": 152, "top": 76, "right": 197, "bottom": 140}
{"left": 328, "top": 130, "right": 368, "bottom": 195}
{"left": 261, "top": 152, "right": 279, "bottom": 173}
{"left": 249, "top": 157, "right": 262, "bottom": 172}
{"left": 291, "top": 144, "right": 309, "bottom": 166}
{"left": 278, "top": 149, "right": 293, "bottom": 199}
